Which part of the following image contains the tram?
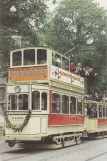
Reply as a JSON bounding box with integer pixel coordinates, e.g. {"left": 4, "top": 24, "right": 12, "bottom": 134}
{"left": 84, "top": 100, "right": 107, "bottom": 138}
{"left": 0, "top": 46, "right": 85, "bottom": 148}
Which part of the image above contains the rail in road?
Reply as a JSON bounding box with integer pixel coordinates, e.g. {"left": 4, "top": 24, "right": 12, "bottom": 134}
{"left": 1, "top": 138, "right": 107, "bottom": 161}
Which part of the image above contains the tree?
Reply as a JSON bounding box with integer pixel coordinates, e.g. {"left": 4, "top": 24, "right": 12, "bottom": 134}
{"left": 44, "top": 0, "right": 107, "bottom": 96}
{"left": 0, "top": 0, "right": 48, "bottom": 78}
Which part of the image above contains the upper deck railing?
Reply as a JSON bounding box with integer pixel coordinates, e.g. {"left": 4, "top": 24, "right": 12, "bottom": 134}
{"left": 8, "top": 46, "right": 84, "bottom": 89}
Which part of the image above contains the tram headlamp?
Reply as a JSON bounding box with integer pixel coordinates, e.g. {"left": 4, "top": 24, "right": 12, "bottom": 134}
{"left": 14, "top": 86, "right": 21, "bottom": 93}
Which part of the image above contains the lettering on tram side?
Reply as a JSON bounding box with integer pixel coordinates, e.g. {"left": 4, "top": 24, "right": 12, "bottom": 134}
{"left": 50, "top": 81, "right": 85, "bottom": 94}
{"left": 12, "top": 117, "right": 23, "bottom": 119}
{"left": 50, "top": 66, "right": 84, "bottom": 88}
{"left": 8, "top": 66, "right": 48, "bottom": 82}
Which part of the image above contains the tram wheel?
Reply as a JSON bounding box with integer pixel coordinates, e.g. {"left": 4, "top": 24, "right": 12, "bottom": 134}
{"left": 8, "top": 140, "right": 15, "bottom": 147}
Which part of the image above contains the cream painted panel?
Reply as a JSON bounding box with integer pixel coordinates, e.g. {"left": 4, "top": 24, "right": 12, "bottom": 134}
{"left": 7, "top": 85, "right": 29, "bottom": 93}
{"left": 32, "top": 85, "right": 49, "bottom": 90}
{"left": 48, "top": 125, "right": 84, "bottom": 135}
{"left": 29, "top": 117, "right": 41, "bottom": 134}
{"left": 5, "top": 116, "right": 41, "bottom": 135}
{"left": 85, "top": 118, "right": 98, "bottom": 131}
{"left": 41, "top": 116, "right": 47, "bottom": 134}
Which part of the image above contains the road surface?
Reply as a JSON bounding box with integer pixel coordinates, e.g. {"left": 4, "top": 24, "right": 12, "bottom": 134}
{"left": 0, "top": 138, "right": 107, "bottom": 161}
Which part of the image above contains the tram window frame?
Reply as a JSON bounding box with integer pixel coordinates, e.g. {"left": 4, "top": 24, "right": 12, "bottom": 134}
{"left": 106, "top": 106, "right": 107, "bottom": 117}
{"left": 52, "top": 52, "right": 61, "bottom": 68}
{"left": 62, "top": 57, "right": 69, "bottom": 71}
{"left": 37, "top": 49, "right": 47, "bottom": 65}
{"left": 62, "top": 95, "right": 69, "bottom": 114}
{"left": 77, "top": 98, "right": 82, "bottom": 115}
{"left": 18, "top": 94, "right": 28, "bottom": 110}
{"left": 7, "top": 95, "right": 17, "bottom": 110}
{"left": 41, "top": 92, "right": 47, "bottom": 111}
{"left": 103, "top": 105, "right": 106, "bottom": 117}
{"left": 12, "top": 51, "right": 22, "bottom": 66}
{"left": 7, "top": 94, "right": 28, "bottom": 111}
{"left": 52, "top": 93, "right": 61, "bottom": 113}
{"left": 23, "top": 49, "right": 35, "bottom": 66}
{"left": 70, "top": 96, "right": 76, "bottom": 115}
{"left": 32, "top": 91, "right": 40, "bottom": 110}
{"left": 99, "top": 105, "right": 103, "bottom": 118}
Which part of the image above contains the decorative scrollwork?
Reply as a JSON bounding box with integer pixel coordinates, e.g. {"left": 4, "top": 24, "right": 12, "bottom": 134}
{"left": 4, "top": 110, "right": 31, "bottom": 133}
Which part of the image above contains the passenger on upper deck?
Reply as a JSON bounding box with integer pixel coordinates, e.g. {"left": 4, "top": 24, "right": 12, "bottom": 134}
{"left": 75, "top": 63, "right": 82, "bottom": 75}
{"left": 69, "top": 62, "right": 75, "bottom": 73}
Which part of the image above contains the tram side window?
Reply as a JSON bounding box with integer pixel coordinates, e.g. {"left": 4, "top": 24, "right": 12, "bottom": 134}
{"left": 77, "top": 98, "right": 82, "bottom": 115}
{"left": 12, "top": 51, "right": 22, "bottom": 66}
{"left": 23, "top": 49, "right": 35, "bottom": 65}
{"left": 32, "top": 91, "right": 40, "bottom": 110}
{"left": 52, "top": 93, "right": 60, "bottom": 113}
{"left": 8, "top": 95, "right": 17, "bottom": 110}
{"left": 41, "top": 92, "right": 47, "bottom": 110}
{"left": 70, "top": 97, "right": 76, "bottom": 114}
{"left": 103, "top": 106, "right": 106, "bottom": 117}
{"left": 52, "top": 52, "right": 61, "bottom": 68}
{"left": 18, "top": 94, "right": 28, "bottom": 110}
{"left": 99, "top": 105, "right": 103, "bottom": 117}
{"left": 106, "top": 106, "right": 107, "bottom": 117}
{"left": 37, "top": 49, "right": 47, "bottom": 64}
{"left": 62, "top": 95, "right": 69, "bottom": 114}
{"left": 62, "top": 57, "right": 69, "bottom": 71}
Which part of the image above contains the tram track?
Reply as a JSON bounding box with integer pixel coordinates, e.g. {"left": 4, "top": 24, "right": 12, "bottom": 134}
{"left": 0, "top": 139, "right": 107, "bottom": 161}
{"left": 2, "top": 150, "right": 107, "bottom": 161}
{"left": 86, "top": 151, "right": 107, "bottom": 161}
{"left": 0, "top": 148, "right": 46, "bottom": 161}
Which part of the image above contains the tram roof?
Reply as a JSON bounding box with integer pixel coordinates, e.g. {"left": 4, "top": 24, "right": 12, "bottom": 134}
{"left": 10, "top": 46, "right": 69, "bottom": 60}
{"left": 85, "top": 100, "right": 103, "bottom": 104}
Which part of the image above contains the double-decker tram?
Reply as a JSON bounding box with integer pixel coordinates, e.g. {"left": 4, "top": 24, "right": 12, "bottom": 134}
{"left": 0, "top": 46, "right": 85, "bottom": 148}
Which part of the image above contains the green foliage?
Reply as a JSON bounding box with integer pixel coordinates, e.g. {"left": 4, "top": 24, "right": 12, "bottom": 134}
{"left": 0, "top": 0, "right": 48, "bottom": 78}
{"left": 44, "top": 0, "right": 107, "bottom": 96}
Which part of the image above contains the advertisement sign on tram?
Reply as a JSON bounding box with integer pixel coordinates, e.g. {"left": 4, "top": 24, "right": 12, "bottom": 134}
{"left": 8, "top": 66, "right": 48, "bottom": 82}
{"left": 50, "top": 66, "right": 84, "bottom": 88}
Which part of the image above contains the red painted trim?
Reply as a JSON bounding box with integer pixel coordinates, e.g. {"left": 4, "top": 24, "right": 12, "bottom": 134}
{"left": 49, "top": 91, "right": 52, "bottom": 114}
{"left": 98, "top": 118, "right": 107, "bottom": 126}
{"left": 48, "top": 114, "right": 84, "bottom": 126}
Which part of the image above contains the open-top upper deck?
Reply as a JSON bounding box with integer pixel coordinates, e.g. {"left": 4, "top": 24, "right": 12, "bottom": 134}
{"left": 8, "top": 46, "right": 84, "bottom": 90}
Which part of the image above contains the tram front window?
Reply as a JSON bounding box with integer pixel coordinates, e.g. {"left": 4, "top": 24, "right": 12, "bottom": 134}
{"left": 12, "top": 51, "right": 22, "bottom": 66}
{"left": 8, "top": 95, "right": 17, "bottom": 110}
{"left": 37, "top": 49, "right": 47, "bottom": 64}
{"left": 7, "top": 94, "right": 28, "bottom": 110}
{"left": 77, "top": 98, "right": 82, "bottom": 115}
{"left": 23, "top": 49, "right": 35, "bottom": 65}
{"left": 18, "top": 94, "right": 28, "bottom": 110}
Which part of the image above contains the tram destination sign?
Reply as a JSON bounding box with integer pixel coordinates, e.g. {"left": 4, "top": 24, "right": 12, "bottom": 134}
{"left": 8, "top": 66, "right": 48, "bottom": 82}
{"left": 50, "top": 66, "right": 84, "bottom": 88}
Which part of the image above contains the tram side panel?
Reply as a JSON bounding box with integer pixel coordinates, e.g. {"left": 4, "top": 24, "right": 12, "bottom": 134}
{"left": 84, "top": 117, "right": 107, "bottom": 136}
